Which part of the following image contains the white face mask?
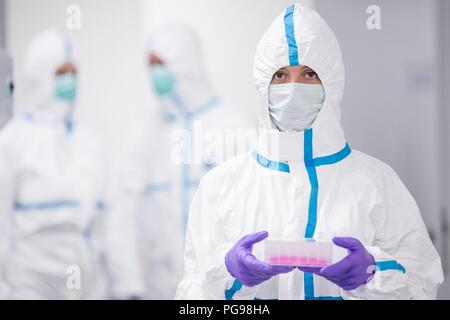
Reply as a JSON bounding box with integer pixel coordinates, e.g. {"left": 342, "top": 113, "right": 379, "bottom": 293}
{"left": 268, "top": 83, "right": 325, "bottom": 132}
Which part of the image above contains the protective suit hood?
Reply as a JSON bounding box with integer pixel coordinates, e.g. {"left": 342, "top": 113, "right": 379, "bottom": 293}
{"left": 146, "top": 25, "right": 216, "bottom": 114}
{"left": 22, "top": 30, "right": 75, "bottom": 123}
{"left": 254, "top": 4, "right": 347, "bottom": 162}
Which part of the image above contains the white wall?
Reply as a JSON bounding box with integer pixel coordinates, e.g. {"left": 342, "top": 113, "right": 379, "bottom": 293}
{"left": 139, "top": 0, "right": 315, "bottom": 122}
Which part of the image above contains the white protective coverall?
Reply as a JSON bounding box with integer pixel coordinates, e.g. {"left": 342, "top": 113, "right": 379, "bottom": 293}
{"left": 0, "top": 30, "right": 143, "bottom": 299}
{"left": 120, "top": 25, "right": 257, "bottom": 299}
{"left": 175, "top": 4, "right": 443, "bottom": 300}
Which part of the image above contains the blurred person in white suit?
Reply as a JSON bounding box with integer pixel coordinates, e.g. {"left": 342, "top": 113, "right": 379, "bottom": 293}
{"left": 117, "top": 24, "right": 257, "bottom": 299}
{"left": 0, "top": 30, "right": 144, "bottom": 299}
{"left": 175, "top": 4, "right": 443, "bottom": 300}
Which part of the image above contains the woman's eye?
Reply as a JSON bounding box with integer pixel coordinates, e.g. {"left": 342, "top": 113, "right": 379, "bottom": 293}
{"left": 274, "top": 71, "right": 286, "bottom": 80}
{"left": 305, "top": 71, "right": 317, "bottom": 80}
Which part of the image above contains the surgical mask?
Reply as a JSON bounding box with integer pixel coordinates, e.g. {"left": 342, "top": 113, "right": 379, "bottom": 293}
{"left": 55, "top": 73, "right": 77, "bottom": 103}
{"left": 268, "top": 83, "right": 325, "bottom": 132}
{"left": 150, "top": 65, "right": 175, "bottom": 96}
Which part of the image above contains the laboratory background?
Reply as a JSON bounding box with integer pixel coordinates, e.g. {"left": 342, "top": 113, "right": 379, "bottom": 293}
{"left": 0, "top": 0, "right": 449, "bottom": 300}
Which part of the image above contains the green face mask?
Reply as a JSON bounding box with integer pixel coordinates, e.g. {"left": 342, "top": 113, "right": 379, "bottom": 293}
{"left": 55, "top": 73, "right": 77, "bottom": 103}
{"left": 150, "top": 65, "right": 175, "bottom": 96}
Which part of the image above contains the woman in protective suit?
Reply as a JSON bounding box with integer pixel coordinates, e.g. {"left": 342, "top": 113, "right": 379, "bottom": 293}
{"left": 175, "top": 4, "right": 443, "bottom": 300}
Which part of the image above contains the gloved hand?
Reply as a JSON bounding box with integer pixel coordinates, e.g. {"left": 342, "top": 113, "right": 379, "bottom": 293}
{"left": 299, "top": 237, "right": 376, "bottom": 291}
{"left": 225, "top": 231, "right": 294, "bottom": 287}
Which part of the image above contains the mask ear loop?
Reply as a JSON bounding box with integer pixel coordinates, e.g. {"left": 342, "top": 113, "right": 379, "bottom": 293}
{"left": 261, "top": 81, "right": 278, "bottom": 130}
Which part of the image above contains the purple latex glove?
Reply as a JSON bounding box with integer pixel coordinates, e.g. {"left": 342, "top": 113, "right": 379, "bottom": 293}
{"left": 225, "top": 231, "right": 295, "bottom": 287}
{"left": 299, "top": 237, "right": 376, "bottom": 291}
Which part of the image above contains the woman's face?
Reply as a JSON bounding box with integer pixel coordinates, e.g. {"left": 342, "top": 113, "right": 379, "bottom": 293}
{"left": 270, "top": 65, "right": 322, "bottom": 85}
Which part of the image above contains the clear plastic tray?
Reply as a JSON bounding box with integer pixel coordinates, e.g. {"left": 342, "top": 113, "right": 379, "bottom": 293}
{"left": 264, "top": 238, "right": 336, "bottom": 268}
